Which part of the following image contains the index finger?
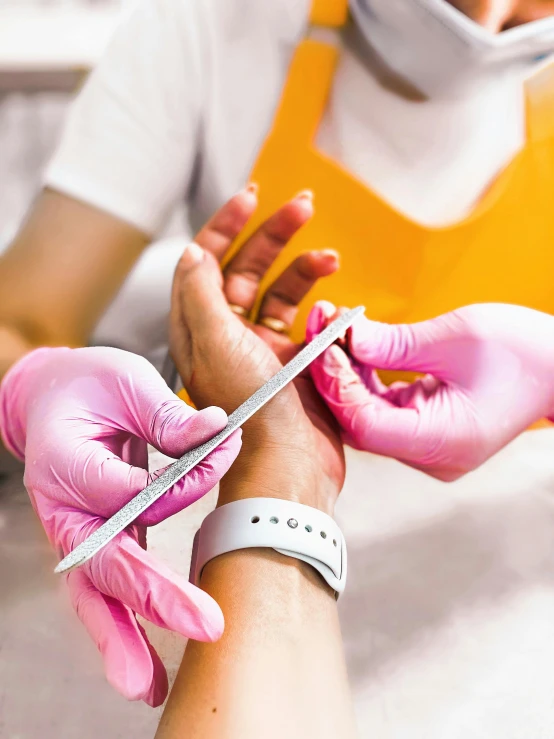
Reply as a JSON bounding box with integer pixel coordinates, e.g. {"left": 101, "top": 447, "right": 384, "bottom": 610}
{"left": 85, "top": 529, "right": 224, "bottom": 643}
{"left": 194, "top": 185, "right": 258, "bottom": 261}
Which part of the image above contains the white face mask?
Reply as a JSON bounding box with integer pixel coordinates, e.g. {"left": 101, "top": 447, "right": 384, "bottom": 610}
{"left": 349, "top": 0, "right": 554, "bottom": 98}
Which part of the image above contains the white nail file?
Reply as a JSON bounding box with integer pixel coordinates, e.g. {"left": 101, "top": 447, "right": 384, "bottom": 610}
{"left": 54, "top": 306, "right": 364, "bottom": 574}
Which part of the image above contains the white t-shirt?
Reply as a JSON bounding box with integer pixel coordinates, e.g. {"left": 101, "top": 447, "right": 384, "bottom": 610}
{"left": 44, "top": 3, "right": 554, "bottom": 738}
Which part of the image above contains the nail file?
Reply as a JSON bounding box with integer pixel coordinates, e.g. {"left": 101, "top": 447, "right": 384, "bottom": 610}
{"left": 54, "top": 306, "right": 365, "bottom": 574}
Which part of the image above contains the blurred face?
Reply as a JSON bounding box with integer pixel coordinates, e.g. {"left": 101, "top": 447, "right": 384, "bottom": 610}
{"left": 447, "top": 1, "right": 554, "bottom": 30}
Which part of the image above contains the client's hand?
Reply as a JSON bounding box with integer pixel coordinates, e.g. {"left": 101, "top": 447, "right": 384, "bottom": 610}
{"left": 308, "top": 302, "right": 554, "bottom": 481}
{"left": 169, "top": 241, "right": 344, "bottom": 514}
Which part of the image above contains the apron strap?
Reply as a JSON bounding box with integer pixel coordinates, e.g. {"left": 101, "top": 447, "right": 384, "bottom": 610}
{"left": 265, "top": 38, "right": 339, "bottom": 147}
{"left": 310, "top": 0, "right": 349, "bottom": 27}
{"left": 525, "top": 60, "right": 554, "bottom": 144}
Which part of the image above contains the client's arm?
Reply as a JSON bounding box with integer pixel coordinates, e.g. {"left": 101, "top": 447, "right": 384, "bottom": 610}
{"left": 158, "top": 532, "right": 353, "bottom": 739}
{"left": 156, "top": 240, "right": 357, "bottom": 738}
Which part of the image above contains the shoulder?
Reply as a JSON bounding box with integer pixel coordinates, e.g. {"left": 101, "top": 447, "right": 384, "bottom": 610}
{"left": 185, "top": 0, "right": 311, "bottom": 46}
{"left": 110, "top": 0, "right": 310, "bottom": 66}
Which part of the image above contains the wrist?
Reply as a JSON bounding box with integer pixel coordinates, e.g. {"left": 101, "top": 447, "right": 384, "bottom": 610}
{"left": 219, "top": 419, "right": 339, "bottom": 515}
{"left": 219, "top": 455, "right": 337, "bottom": 516}
{"left": 201, "top": 547, "right": 336, "bottom": 601}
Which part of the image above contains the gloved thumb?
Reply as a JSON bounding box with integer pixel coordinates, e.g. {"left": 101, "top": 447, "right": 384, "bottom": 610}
{"left": 348, "top": 312, "right": 461, "bottom": 382}
{"left": 307, "top": 301, "right": 455, "bottom": 379}
{"left": 309, "top": 341, "right": 424, "bottom": 461}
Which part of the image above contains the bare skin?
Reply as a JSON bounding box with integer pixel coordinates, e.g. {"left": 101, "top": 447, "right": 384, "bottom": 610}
{"left": 447, "top": 0, "right": 554, "bottom": 30}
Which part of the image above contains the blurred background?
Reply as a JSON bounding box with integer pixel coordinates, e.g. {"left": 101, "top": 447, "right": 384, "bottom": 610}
{"left": 0, "top": 0, "right": 123, "bottom": 253}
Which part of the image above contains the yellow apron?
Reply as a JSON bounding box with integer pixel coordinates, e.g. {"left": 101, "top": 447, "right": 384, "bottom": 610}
{"left": 226, "top": 0, "right": 554, "bottom": 348}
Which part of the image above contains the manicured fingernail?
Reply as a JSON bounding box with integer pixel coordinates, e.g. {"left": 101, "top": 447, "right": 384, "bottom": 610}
{"left": 295, "top": 189, "right": 314, "bottom": 202}
{"left": 179, "top": 241, "right": 204, "bottom": 272}
{"left": 319, "top": 249, "right": 339, "bottom": 264}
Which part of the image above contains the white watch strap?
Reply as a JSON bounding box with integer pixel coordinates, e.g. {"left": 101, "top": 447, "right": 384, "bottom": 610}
{"left": 190, "top": 498, "right": 347, "bottom": 597}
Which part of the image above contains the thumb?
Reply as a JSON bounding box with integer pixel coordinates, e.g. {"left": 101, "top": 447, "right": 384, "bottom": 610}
{"left": 172, "top": 241, "right": 232, "bottom": 333}
{"left": 348, "top": 313, "right": 461, "bottom": 381}
{"left": 105, "top": 349, "right": 233, "bottom": 457}
{"left": 147, "top": 402, "right": 230, "bottom": 460}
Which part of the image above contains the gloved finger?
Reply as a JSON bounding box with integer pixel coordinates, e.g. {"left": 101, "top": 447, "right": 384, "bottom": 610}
{"left": 194, "top": 185, "right": 258, "bottom": 261}
{"left": 310, "top": 343, "right": 425, "bottom": 460}
{"left": 307, "top": 302, "right": 388, "bottom": 396}
{"left": 347, "top": 312, "right": 465, "bottom": 382}
{"left": 85, "top": 530, "right": 224, "bottom": 643}
{"left": 223, "top": 192, "right": 314, "bottom": 314}
{"left": 383, "top": 374, "right": 442, "bottom": 408}
{"left": 310, "top": 342, "right": 394, "bottom": 422}
{"left": 360, "top": 366, "right": 390, "bottom": 396}
{"left": 306, "top": 300, "right": 338, "bottom": 342}
{"left": 104, "top": 352, "right": 229, "bottom": 459}
{"left": 66, "top": 568, "right": 168, "bottom": 706}
{"left": 257, "top": 250, "right": 338, "bottom": 330}
{"left": 136, "top": 620, "right": 170, "bottom": 707}
{"left": 148, "top": 403, "right": 229, "bottom": 459}
{"left": 76, "top": 346, "right": 230, "bottom": 458}
{"left": 65, "top": 411, "right": 241, "bottom": 520}
{"left": 138, "top": 427, "right": 242, "bottom": 526}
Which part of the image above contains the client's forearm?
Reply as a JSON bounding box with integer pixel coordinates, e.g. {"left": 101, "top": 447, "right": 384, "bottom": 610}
{"left": 156, "top": 481, "right": 357, "bottom": 739}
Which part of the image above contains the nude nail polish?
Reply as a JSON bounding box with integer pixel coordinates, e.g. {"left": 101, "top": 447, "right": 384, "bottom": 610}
{"left": 295, "top": 189, "right": 314, "bottom": 201}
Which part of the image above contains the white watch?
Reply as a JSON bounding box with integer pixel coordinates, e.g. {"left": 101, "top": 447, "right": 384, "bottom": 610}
{"left": 190, "top": 498, "right": 347, "bottom": 597}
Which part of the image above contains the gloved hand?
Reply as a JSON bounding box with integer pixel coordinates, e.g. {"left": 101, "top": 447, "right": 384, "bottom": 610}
{"left": 0, "top": 346, "right": 241, "bottom": 706}
{"left": 307, "top": 302, "right": 554, "bottom": 481}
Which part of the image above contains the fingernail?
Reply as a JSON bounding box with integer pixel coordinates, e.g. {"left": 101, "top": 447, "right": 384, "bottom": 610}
{"left": 179, "top": 241, "right": 204, "bottom": 272}
{"left": 295, "top": 189, "right": 314, "bottom": 202}
{"left": 319, "top": 249, "right": 339, "bottom": 264}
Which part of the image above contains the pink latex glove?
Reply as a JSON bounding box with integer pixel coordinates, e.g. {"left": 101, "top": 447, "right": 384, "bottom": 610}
{"left": 0, "top": 346, "right": 242, "bottom": 706}
{"left": 307, "top": 302, "right": 554, "bottom": 481}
